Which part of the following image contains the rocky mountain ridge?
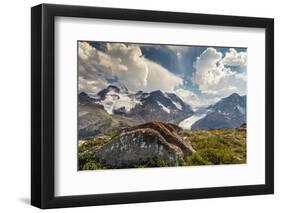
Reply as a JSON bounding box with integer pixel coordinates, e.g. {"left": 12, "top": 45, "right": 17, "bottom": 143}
{"left": 79, "top": 85, "right": 247, "bottom": 138}
{"left": 79, "top": 85, "right": 194, "bottom": 138}
{"left": 191, "top": 93, "right": 246, "bottom": 130}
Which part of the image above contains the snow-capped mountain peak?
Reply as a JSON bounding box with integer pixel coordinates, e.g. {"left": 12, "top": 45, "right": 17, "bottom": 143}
{"left": 95, "top": 86, "right": 140, "bottom": 115}
{"left": 190, "top": 93, "right": 246, "bottom": 130}
{"left": 79, "top": 85, "right": 194, "bottom": 123}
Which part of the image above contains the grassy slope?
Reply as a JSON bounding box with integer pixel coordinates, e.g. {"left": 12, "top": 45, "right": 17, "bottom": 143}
{"left": 78, "top": 128, "right": 246, "bottom": 170}
{"left": 181, "top": 129, "right": 246, "bottom": 166}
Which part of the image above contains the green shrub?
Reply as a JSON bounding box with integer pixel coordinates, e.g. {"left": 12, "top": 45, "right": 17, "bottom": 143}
{"left": 108, "top": 130, "right": 120, "bottom": 140}
{"left": 197, "top": 148, "right": 241, "bottom": 165}
{"left": 182, "top": 129, "right": 246, "bottom": 165}
{"left": 184, "top": 153, "right": 210, "bottom": 166}
{"left": 82, "top": 160, "right": 105, "bottom": 170}
{"left": 156, "top": 160, "right": 169, "bottom": 167}
{"left": 78, "top": 128, "right": 246, "bottom": 169}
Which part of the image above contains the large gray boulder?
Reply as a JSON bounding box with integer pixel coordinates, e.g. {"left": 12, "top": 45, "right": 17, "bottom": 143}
{"left": 95, "top": 121, "right": 195, "bottom": 168}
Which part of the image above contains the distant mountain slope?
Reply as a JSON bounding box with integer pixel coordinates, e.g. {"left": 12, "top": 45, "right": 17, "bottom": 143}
{"left": 78, "top": 92, "right": 145, "bottom": 138}
{"left": 79, "top": 87, "right": 246, "bottom": 134}
{"left": 78, "top": 86, "right": 194, "bottom": 138}
{"left": 128, "top": 90, "right": 193, "bottom": 124}
{"left": 191, "top": 93, "right": 246, "bottom": 130}
{"left": 85, "top": 85, "right": 193, "bottom": 119}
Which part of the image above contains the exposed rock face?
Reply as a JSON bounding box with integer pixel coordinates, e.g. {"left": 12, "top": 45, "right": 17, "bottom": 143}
{"left": 191, "top": 93, "right": 246, "bottom": 130}
{"left": 128, "top": 90, "right": 194, "bottom": 124}
{"left": 95, "top": 121, "right": 195, "bottom": 168}
{"left": 78, "top": 92, "right": 145, "bottom": 139}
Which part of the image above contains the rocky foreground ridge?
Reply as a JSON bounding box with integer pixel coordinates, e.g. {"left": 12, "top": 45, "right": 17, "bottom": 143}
{"left": 78, "top": 121, "right": 246, "bottom": 170}
{"left": 79, "top": 121, "right": 196, "bottom": 169}
{"left": 95, "top": 121, "right": 195, "bottom": 168}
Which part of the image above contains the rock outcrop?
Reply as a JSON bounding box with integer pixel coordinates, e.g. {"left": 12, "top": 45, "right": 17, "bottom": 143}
{"left": 95, "top": 121, "right": 195, "bottom": 168}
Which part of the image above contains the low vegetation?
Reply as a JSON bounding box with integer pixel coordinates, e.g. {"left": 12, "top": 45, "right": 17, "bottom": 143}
{"left": 78, "top": 128, "right": 246, "bottom": 170}
{"left": 78, "top": 130, "right": 120, "bottom": 170}
{"left": 181, "top": 129, "right": 246, "bottom": 165}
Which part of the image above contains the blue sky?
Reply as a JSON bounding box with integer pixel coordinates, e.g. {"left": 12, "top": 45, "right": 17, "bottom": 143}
{"left": 78, "top": 41, "right": 247, "bottom": 107}
{"left": 140, "top": 45, "right": 246, "bottom": 95}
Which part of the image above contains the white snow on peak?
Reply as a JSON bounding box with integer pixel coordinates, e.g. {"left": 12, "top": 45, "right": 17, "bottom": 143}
{"left": 163, "top": 93, "right": 170, "bottom": 99}
{"left": 172, "top": 100, "right": 182, "bottom": 110}
{"left": 79, "top": 111, "right": 89, "bottom": 117}
{"left": 156, "top": 101, "right": 170, "bottom": 114}
{"left": 237, "top": 105, "right": 246, "bottom": 115}
{"left": 163, "top": 93, "right": 183, "bottom": 110}
{"left": 98, "top": 90, "right": 139, "bottom": 115}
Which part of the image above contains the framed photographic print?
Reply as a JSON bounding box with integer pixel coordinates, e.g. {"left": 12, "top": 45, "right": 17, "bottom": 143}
{"left": 31, "top": 3, "right": 274, "bottom": 209}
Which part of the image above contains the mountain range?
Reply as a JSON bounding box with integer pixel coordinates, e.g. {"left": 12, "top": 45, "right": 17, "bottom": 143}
{"left": 79, "top": 85, "right": 194, "bottom": 138}
{"left": 78, "top": 85, "right": 246, "bottom": 138}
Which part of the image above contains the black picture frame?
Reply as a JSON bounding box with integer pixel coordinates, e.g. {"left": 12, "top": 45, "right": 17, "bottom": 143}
{"left": 31, "top": 3, "right": 274, "bottom": 209}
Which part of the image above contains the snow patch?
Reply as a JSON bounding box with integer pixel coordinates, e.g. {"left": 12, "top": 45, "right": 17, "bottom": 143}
{"left": 157, "top": 101, "right": 170, "bottom": 114}
{"left": 179, "top": 114, "right": 206, "bottom": 130}
{"left": 172, "top": 100, "right": 182, "bottom": 110}
{"left": 237, "top": 105, "right": 246, "bottom": 115}
{"left": 163, "top": 93, "right": 183, "bottom": 110}
{"left": 98, "top": 91, "right": 138, "bottom": 114}
{"left": 163, "top": 93, "right": 171, "bottom": 99}
{"left": 79, "top": 111, "right": 89, "bottom": 117}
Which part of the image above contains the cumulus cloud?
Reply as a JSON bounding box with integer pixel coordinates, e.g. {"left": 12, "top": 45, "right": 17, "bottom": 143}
{"left": 176, "top": 89, "right": 223, "bottom": 108}
{"left": 221, "top": 48, "right": 247, "bottom": 67}
{"left": 175, "top": 89, "right": 201, "bottom": 107}
{"left": 78, "top": 42, "right": 183, "bottom": 94}
{"left": 79, "top": 42, "right": 247, "bottom": 108}
{"left": 192, "top": 47, "right": 247, "bottom": 99}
